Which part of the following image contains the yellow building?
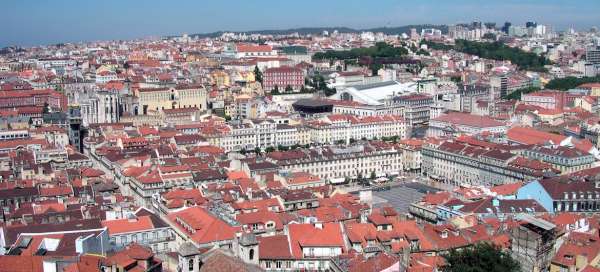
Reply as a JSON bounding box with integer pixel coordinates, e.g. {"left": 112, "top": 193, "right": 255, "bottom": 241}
{"left": 138, "top": 85, "right": 207, "bottom": 115}
{"left": 580, "top": 83, "right": 600, "bottom": 97}
{"left": 210, "top": 70, "right": 230, "bottom": 88}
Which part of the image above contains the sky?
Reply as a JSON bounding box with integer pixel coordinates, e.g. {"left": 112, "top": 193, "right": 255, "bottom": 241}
{"left": 2, "top": 0, "right": 600, "bottom": 47}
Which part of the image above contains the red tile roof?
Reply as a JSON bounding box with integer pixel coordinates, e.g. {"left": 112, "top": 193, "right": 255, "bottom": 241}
{"left": 431, "top": 112, "right": 505, "bottom": 128}
{"left": 101, "top": 215, "right": 156, "bottom": 235}
{"left": 257, "top": 235, "right": 294, "bottom": 260}
{"left": 168, "top": 206, "right": 239, "bottom": 245}
{"left": 288, "top": 223, "right": 346, "bottom": 259}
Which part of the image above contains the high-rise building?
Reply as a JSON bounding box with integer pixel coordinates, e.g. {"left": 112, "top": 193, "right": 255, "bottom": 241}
{"left": 526, "top": 21, "right": 537, "bottom": 28}
{"left": 587, "top": 46, "right": 600, "bottom": 65}
{"left": 502, "top": 22, "right": 512, "bottom": 33}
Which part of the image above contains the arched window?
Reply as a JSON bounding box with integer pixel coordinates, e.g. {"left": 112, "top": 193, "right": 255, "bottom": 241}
{"left": 188, "top": 258, "right": 194, "bottom": 270}
{"left": 249, "top": 248, "right": 255, "bottom": 260}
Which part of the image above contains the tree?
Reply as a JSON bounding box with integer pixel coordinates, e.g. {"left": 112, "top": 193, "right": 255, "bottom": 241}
{"left": 265, "top": 146, "right": 275, "bottom": 153}
{"left": 370, "top": 171, "right": 376, "bottom": 180}
{"left": 416, "top": 49, "right": 430, "bottom": 56}
{"left": 422, "top": 39, "right": 550, "bottom": 72}
{"left": 253, "top": 66, "right": 263, "bottom": 84}
{"left": 312, "top": 42, "right": 409, "bottom": 73}
{"left": 285, "top": 85, "right": 293, "bottom": 93}
{"left": 482, "top": 33, "right": 497, "bottom": 40}
{"left": 450, "top": 76, "right": 462, "bottom": 83}
{"left": 271, "top": 85, "right": 280, "bottom": 95}
{"left": 42, "top": 102, "right": 50, "bottom": 114}
{"left": 442, "top": 243, "right": 520, "bottom": 272}
{"left": 545, "top": 76, "right": 600, "bottom": 91}
{"left": 254, "top": 147, "right": 262, "bottom": 155}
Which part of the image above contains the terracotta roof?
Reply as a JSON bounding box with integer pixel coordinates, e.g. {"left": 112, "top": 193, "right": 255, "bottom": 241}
{"left": 257, "top": 235, "right": 294, "bottom": 259}
{"left": 288, "top": 223, "right": 346, "bottom": 259}
{"left": 168, "top": 206, "right": 238, "bottom": 245}
{"left": 101, "top": 215, "right": 156, "bottom": 235}
{"left": 431, "top": 112, "right": 505, "bottom": 128}
{"left": 236, "top": 44, "right": 273, "bottom": 53}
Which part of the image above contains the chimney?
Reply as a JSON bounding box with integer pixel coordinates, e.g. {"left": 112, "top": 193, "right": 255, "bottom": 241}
{"left": 314, "top": 222, "right": 323, "bottom": 229}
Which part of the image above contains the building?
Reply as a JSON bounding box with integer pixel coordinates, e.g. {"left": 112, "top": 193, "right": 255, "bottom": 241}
{"left": 266, "top": 143, "right": 403, "bottom": 182}
{"left": 263, "top": 66, "right": 304, "bottom": 91}
{"left": 422, "top": 140, "right": 558, "bottom": 187}
{"left": 235, "top": 44, "right": 277, "bottom": 59}
{"left": 521, "top": 91, "right": 566, "bottom": 110}
{"left": 522, "top": 145, "right": 596, "bottom": 174}
{"left": 138, "top": 85, "right": 207, "bottom": 115}
{"left": 329, "top": 81, "right": 418, "bottom": 117}
{"left": 77, "top": 90, "right": 121, "bottom": 126}
{"left": 510, "top": 214, "right": 559, "bottom": 272}
{"left": 393, "top": 94, "right": 434, "bottom": 126}
{"left": 516, "top": 176, "right": 600, "bottom": 213}
{"left": 427, "top": 112, "right": 507, "bottom": 137}
{"left": 167, "top": 206, "right": 240, "bottom": 249}
{"left": 0, "top": 89, "right": 67, "bottom": 111}
{"left": 305, "top": 114, "right": 407, "bottom": 145}
{"left": 279, "top": 46, "right": 311, "bottom": 64}
{"left": 587, "top": 45, "right": 600, "bottom": 66}
{"left": 101, "top": 208, "right": 176, "bottom": 253}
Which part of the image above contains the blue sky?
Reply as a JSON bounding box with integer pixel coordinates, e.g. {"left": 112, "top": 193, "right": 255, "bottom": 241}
{"left": 2, "top": 0, "right": 599, "bottom": 47}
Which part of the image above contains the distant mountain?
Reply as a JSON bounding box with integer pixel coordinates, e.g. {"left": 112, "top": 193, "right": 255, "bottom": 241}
{"left": 188, "top": 24, "right": 448, "bottom": 38}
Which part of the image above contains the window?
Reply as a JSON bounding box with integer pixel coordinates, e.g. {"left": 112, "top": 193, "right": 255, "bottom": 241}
{"left": 188, "top": 259, "right": 194, "bottom": 270}
{"left": 249, "top": 248, "right": 255, "bottom": 260}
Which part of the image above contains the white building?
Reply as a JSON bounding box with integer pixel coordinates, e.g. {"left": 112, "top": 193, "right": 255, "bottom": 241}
{"left": 427, "top": 112, "right": 507, "bottom": 138}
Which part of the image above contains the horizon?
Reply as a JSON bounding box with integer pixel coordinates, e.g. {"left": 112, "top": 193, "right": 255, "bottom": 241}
{"left": 3, "top": 0, "right": 600, "bottom": 47}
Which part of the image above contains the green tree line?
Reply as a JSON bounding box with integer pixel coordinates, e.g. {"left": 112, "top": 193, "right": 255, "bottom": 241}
{"left": 313, "top": 42, "right": 408, "bottom": 61}
{"left": 422, "top": 40, "right": 550, "bottom": 72}
{"left": 545, "top": 76, "right": 600, "bottom": 91}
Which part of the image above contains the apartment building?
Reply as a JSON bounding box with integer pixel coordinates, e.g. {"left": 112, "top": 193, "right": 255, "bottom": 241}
{"left": 265, "top": 143, "right": 403, "bottom": 181}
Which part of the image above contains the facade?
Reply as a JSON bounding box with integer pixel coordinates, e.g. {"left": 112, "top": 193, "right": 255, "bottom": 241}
{"left": 263, "top": 66, "right": 304, "bottom": 91}
{"left": 78, "top": 90, "right": 121, "bottom": 126}
{"left": 102, "top": 208, "right": 176, "bottom": 253}
{"left": 521, "top": 91, "right": 566, "bottom": 110}
{"left": 235, "top": 44, "right": 277, "bottom": 59}
{"left": 266, "top": 143, "right": 403, "bottom": 181}
{"left": 427, "top": 112, "right": 507, "bottom": 138}
{"left": 522, "top": 145, "right": 596, "bottom": 174}
{"left": 305, "top": 114, "right": 407, "bottom": 145}
{"left": 393, "top": 94, "right": 434, "bottom": 126}
{"left": 517, "top": 177, "right": 600, "bottom": 213}
{"left": 0, "top": 89, "right": 67, "bottom": 111}
{"left": 422, "top": 140, "right": 558, "bottom": 187}
{"left": 204, "top": 120, "right": 309, "bottom": 152}
{"left": 510, "top": 215, "right": 558, "bottom": 272}
{"left": 138, "top": 85, "right": 207, "bottom": 115}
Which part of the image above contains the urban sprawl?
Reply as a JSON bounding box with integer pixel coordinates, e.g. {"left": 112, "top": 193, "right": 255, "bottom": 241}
{"left": 1, "top": 21, "right": 600, "bottom": 272}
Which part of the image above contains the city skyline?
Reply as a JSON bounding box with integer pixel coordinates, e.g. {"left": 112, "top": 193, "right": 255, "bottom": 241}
{"left": 3, "top": 0, "right": 600, "bottom": 47}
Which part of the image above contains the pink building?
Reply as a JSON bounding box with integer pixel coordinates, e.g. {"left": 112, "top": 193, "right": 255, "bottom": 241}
{"left": 263, "top": 66, "right": 304, "bottom": 91}
{"left": 521, "top": 91, "right": 566, "bottom": 110}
